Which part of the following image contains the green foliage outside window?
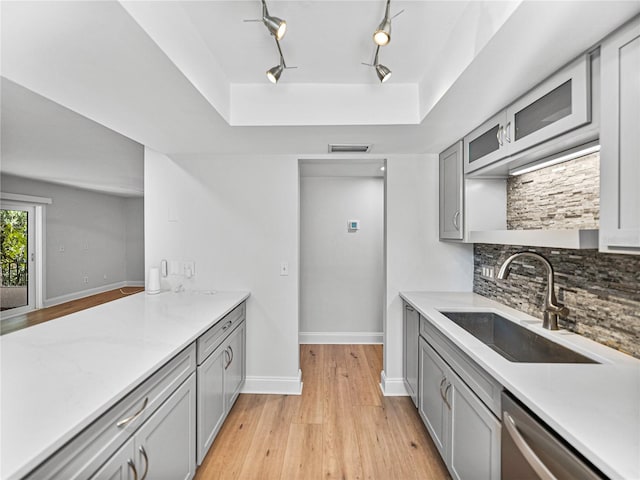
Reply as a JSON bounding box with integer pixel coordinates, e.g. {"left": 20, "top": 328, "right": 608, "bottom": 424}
{"left": 1, "top": 210, "right": 28, "bottom": 286}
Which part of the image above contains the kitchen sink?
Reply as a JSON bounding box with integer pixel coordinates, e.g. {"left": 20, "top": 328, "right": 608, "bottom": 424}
{"left": 439, "top": 311, "right": 598, "bottom": 364}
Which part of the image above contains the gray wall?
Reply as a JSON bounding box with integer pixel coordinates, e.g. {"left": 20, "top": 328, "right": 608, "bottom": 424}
{"left": 300, "top": 176, "right": 384, "bottom": 335}
{"left": 1, "top": 174, "right": 144, "bottom": 303}
{"left": 507, "top": 153, "right": 600, "bottom": 230}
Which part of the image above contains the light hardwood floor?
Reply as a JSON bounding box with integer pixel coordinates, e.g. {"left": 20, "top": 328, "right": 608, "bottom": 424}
{"left": 0, "top": 287, "right": 145, "bottom": 335}
{"left": 195, "top": 344, "right": 450, "bottom": 480}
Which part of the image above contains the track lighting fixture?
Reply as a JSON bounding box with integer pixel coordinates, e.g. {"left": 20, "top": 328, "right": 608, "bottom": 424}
{"left": 362, "top": 46, "right": 392, "bottom": 83}
{"left": 245, "top": 0, "right": 295, "bottom": 83}
{"left": 261, "top": 0, "right": 287, "bottom": 40}
{"left": 373, "top": 0, "right": 403, "bottom": 46}
{"left": 266, "top": 38, "right": 287, "bottom": 84}
{"left": 374, "top": 0, "right": 392, "bottom": 46}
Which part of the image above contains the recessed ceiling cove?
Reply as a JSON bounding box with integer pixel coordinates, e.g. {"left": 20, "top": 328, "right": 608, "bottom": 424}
{"left": 120, "top": 0, "right": 517, "bottom": 126}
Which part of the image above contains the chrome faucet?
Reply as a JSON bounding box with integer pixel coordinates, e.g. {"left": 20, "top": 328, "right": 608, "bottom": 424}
{"left": 497, "top": 251, "right": 569, "bottom": 330}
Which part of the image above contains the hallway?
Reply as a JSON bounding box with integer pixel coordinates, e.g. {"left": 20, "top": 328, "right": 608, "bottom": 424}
{"left": 195, "top": 344, "right": 449, "bottom": 479}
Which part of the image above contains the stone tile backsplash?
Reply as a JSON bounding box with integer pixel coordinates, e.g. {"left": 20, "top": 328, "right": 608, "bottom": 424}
{"left": 507, "top": 153, "right": 599, "bottom": 230}
{"left": 473, "top": 244, "right": 640, "bottom": 359}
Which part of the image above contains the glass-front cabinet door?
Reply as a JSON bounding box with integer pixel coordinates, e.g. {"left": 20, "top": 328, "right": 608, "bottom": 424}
{"left": 506, "top": 54, "right": 591, "bottom": 156}
{"left": 463, "top": 111, "right": 508, "bottom": 173}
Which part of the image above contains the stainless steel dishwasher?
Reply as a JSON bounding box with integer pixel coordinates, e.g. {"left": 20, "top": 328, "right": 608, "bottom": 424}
{"left": 501, "top": 392, "right": 605, "bottom": 479}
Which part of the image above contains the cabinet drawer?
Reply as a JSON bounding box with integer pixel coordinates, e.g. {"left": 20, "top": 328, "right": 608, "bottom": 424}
{"left": 197, "top": 302, "right": 245, "bottom": 365}
{"left": 420, "top": 317, "right": 502, "bottom": 418}
{"left": 25, "top": 344, "right": 196, "bottom": 480}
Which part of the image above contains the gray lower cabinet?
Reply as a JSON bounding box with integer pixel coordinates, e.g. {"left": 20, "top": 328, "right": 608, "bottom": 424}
{"left": 197, "top": 318, "right": 246, "bottom": 464}
{"left": 403, "top": 302, "right": 419, "bottom": 406}
{"left": 419, "top": 337, "right": 500, "bottom": 480}
{"left": 93, "top": 373, "right": 197, "bottom": 480}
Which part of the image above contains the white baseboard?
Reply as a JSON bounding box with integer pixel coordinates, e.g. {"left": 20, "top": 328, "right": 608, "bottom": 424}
{"left": 241, "top": 369, "right": 303, "bottom": 395}
{"left": 299, "top": 331, "right": 383, "bottom": 344}
{"left": 44, "top": 281, "right": 143, "bottom": 307}
{"left": 380, "top": 370, "right": 409, "bottom": 396}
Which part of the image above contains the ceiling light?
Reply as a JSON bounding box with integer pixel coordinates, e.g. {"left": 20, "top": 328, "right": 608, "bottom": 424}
{"left": 362, "top": 46, "right": 392, "bottom": 83}
{"left": 266, "top": 63, "right": 283, "bottom": 84}
{"left": 509, "top": 144, "right": 601, "bottom": 176}
{"left": 261, "top": 0, "right": 287, "bottom": 40}
{"left": 374, "top": 17, "right": 391, "bottom": 46}
{"left": 375, "top": 63, "right": 392, "bottom": 83}
{"left": 373, "top": 0, "right": 403, "bottom": 46}
{"left": 380, "top": 166, "right": 386, "bottom": 171}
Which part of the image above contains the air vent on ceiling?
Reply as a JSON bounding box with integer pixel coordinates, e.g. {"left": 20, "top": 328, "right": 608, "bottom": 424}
{"left": 328, "top": 144, "right": 372, "bottom": 153}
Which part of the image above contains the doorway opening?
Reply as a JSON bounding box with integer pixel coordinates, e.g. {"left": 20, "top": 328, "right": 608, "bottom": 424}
{"left": 1, "top": 201, "right": 39, "bottom": 317}
{"left": 298, "top": 158, "right": 386, "bottom": 350}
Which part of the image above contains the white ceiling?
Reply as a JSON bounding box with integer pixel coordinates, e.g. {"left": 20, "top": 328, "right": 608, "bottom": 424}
{"left": 1, "top": 78, "right": 144, "bottom": 197}
{"left": 1, "top": 0, "right": 640, "bottom": 195}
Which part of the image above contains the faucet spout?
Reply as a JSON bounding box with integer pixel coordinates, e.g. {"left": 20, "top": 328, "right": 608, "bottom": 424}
{"left": 496, "top": 251, "right": 569, "bottom": 330}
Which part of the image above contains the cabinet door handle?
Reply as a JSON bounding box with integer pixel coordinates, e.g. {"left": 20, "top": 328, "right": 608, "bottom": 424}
{"left": 222, "top": 320, "right": 233, "bottom": 331}
{"left": 504, "top": 122, "right": 512, "bottom": 143}
{"left": 439, "top": 377, "right": 447, "bottom": 402}
{"left": 503, "top": 412, "right": 557, "bottom": 480}
{"left": 224, "top": 348, "right": 232, "bottom": 370}
{"left": 127, "top": 459, "right": 139, "bottom": 480}
{"left": 452, "top": 211, "right": 460, "bottom": 230}
{"left": 229, "top": 345, "right": 234, "bottom": 364}
{"left": 405, "top": 305, "right": 415, "bottom": 312}
{"left": 496, "top": 126, "right": 504, "bottom": 146}
{"left": 139, "top": 445, "right": 149, "bottom": 480}
{"left": 116, "top": 397, "right": 148, "bottom": 428}
{"left": 443, "top": 382, "right": 452, "bottom": 410}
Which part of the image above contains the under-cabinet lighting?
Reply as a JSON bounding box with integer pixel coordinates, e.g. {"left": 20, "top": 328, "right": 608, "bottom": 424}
{"left": 509, "top": 144, "right": 600, "bottom": 176}
{"left": 380, "top": 166, "right": 385, "bottom": 171}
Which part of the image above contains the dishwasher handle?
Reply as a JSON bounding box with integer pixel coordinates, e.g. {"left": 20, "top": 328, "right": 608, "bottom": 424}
{"left": 503, "top": 412, "right": 558, "bottom": 480}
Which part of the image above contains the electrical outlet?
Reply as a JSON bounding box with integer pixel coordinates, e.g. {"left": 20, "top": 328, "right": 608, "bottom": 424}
{"left": 59, "top": 245, "right": 65, "bottom": 253}
{"left": 481, "top": 266, "right": 495, "bottom": 279}
{"left": 183, "top": 261, "right": 195, "bottom": 278}
{"left": 83, "top": 276, "right": 89, "bottom": 284}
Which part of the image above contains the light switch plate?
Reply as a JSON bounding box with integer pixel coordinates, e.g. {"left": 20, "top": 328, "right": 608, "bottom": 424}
{"left": 280, "top": 262, "right": 289, "bottom": 276}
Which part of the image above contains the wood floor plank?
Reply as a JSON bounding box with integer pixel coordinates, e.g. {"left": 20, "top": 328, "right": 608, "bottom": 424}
{"left": 384, "top": 396, "right": 450, "bottom": 479}
{"left": 280, "top": 423, "right": 323, "bottom": 479}
{"left": 353, "top": 405, "right": 401, "bottom": 480}
{"left": 237, "top": 394, "right": 301, "bottom": 479}
{"left": 322, "top": 345, "right": 364, "bottom": 480}
{"left": 194, "top": 394, "right": 268, "bottom": 480}
{"left": 346, "top": 344, "right": 382, "bottom": 406}
{"left": 294, "top": 344, "right": 324, "bottom": 424}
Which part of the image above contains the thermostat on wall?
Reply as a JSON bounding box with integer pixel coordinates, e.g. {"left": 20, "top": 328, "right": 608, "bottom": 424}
{"left": 348, "top": 220, "right": 360, "bottom": 232}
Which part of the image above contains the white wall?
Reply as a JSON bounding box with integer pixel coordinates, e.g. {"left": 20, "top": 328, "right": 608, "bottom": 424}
{"left": 383, "top": 154, "right": 473, "bottom": 394}
{"left": 300, "top": 176, "right": 384, "bottom": 342}
{"left": 1, "top": 174, "right": 145, "bottom": 304}
{"left": 144, "top": 148, "right": 302, "bottom": 394}
{"left": 144, "top": 148, "right": 473, "bottom": 395}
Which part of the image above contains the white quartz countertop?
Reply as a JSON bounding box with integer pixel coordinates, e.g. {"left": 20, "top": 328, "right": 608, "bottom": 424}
{"left": 400, "top": 291, "right": 640, "bottom": 480}
{"left": 1, "top": 290, "right": 250, "bottom": 480}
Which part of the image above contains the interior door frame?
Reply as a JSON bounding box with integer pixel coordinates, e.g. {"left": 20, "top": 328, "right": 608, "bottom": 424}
{"left": 1, "top": 193, "right": 48, "bottom": 319}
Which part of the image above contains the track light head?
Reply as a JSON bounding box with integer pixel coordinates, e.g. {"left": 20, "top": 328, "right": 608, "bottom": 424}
{"left": 373, "top": 18, "right": 391, "bottom": 46}
{"left": 375, "top": 63, "right": 392, "bottom": 83}
{"left": 263, "top": 14, "right": 287, "bottom": 40}
{"left": 266, "top": 63, "right": 284, "bottom": 83}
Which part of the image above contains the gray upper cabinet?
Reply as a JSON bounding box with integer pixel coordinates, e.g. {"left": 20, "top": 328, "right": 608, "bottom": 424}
{"left": 465, "top": 54, "right": 592, "bottom": 174}
{"left": 439, "top": 141, "right": 464, "bottom": 240}
{"left": 600, "top": 15, "right": 640, "bottom": 253}
{"left": 463, "top": 112, "right": 508, "bottom": 174}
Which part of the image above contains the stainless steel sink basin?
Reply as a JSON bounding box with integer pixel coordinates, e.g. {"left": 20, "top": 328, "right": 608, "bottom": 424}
{"left": 439, "top": 311, "right": 598, "bottom": 364}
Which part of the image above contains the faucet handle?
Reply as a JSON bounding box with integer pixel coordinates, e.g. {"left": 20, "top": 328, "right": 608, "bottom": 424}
{"left": 548, "top": 303, "right": 570, "bottom": 318}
